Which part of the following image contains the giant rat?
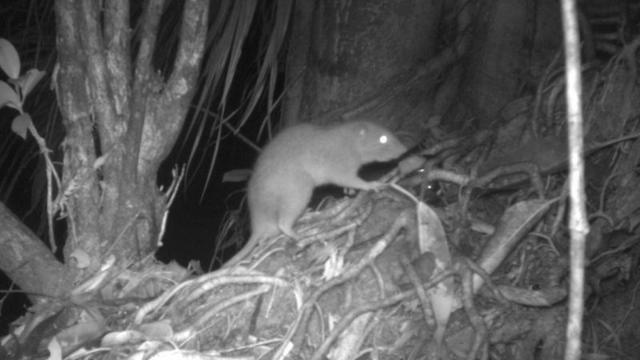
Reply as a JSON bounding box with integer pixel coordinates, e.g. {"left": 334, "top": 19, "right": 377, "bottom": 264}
{"left": 224, "top": 121, "right": 407, "bottom": 267}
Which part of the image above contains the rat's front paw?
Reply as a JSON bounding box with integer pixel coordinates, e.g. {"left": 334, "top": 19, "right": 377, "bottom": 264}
{"left": 344, "top": 179, "right": 387, "bottom": 193}
{"left": 364, "top": 181, "right": 387, "bottom": 191}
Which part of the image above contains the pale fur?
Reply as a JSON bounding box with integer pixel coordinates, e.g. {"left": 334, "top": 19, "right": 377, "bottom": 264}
{"left": 224, "top": 121, "right": 407, "bottom": 267}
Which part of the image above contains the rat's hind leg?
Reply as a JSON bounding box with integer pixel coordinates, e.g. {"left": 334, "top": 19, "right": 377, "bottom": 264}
{"left": 277, "top": 184, "right": 313, "bottom": 239}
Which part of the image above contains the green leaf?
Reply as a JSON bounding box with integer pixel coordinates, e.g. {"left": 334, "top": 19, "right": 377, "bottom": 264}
{"left": 222, "top": 168, "right": 252, "bottom": 182}
{"left": 0, "top": 38, "right": 21, "bottom": 79}
{"left": 11, "top": 113, "right": 32, "bottom": 140}
{"left": 0, "top": 80, "right": 21, "bottom": 110}
{"left": 16, "top": 69, "right": 46, "bottom": 97}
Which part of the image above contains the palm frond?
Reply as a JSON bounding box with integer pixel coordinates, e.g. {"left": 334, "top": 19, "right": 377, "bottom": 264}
{"left": 174, "top": 0, "right": 291, "bottom": 198}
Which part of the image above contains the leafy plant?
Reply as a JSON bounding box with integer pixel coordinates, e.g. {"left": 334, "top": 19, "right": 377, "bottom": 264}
{"left": 0, "top": 38, "right": 60, "bottom": 251}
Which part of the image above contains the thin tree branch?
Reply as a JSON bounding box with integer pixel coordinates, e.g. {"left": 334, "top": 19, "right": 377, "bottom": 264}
{"left": 133, "top": 0, "right": 164, "bottom": 90}
{"left": 561, "top": 0, "right": 588, "bottom": 359}
{"left": 104, "top": 0, "right": 132, "bottom": 120}
{"left": 79, "top": 0, "right": 118, "bottom": 149}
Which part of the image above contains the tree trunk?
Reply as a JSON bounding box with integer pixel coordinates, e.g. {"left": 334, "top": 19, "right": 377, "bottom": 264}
{"left": 462, "top": 0, "right": 562, "bottom": 127}
{"left": 0, "top": 0, "right": 209, "bottom": 299}
{"left": 55, "top": 0, "right": 208, "bottom": 268}
{"left": 284, "top": 0, "right": 562, "bottom": 136}
{"left": 284, "top": 0, "right": 476, "bottom": 146}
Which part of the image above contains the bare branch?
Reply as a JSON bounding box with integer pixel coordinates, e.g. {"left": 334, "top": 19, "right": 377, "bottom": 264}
{"left": 561, "top": 0, "right": 587, "bottom": 359}
{"left": 0, "top": 202, "right": 71, "bottom": 300}
{"left": 133, "top": 0, "right": 165, "bottom": 86}
{"left": 165, "top": 0, "right": 209, "bottom": 97}
{"left": 104, "top": 0, "right": 132, "bottom": 119}
{"left": 79, "top": 0, "right": 118, "bottom": 148}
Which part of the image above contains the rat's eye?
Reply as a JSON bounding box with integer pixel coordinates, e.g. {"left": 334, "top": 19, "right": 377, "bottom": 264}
{"left": 379, "top": 135, "right": 388, "bottom": 144}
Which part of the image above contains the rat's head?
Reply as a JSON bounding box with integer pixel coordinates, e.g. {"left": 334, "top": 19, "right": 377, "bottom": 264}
{"left": 351, "top": 121, "right": 407, "bottom": 162}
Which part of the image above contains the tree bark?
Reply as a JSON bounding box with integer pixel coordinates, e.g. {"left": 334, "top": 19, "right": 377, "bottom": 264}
{"left": 0, "top": 0, "right": 210, "bottom": 296}
{"left": 0, "top": 202, "right": 71, "bottom": 299}
{"left": 52, "top": 0, "right": 209, "bottom": 270}
{"left": 463, "top": 0, "right": 562, "bottom": 127}
{"left": 284, "top": 0, "right": 469, "bottom": 145}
